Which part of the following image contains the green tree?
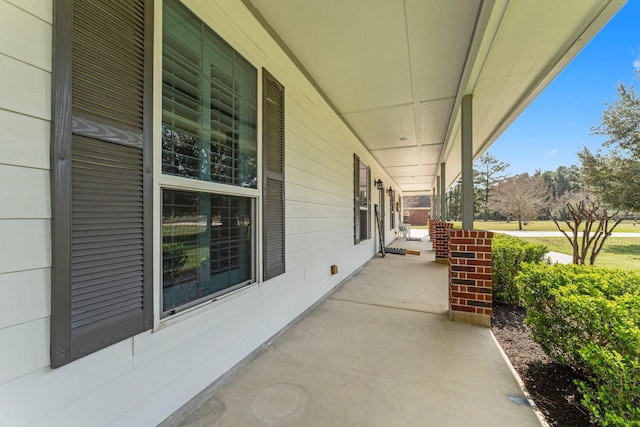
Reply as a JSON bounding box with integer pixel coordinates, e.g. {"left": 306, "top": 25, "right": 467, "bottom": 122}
{"left": 446, "top": 180, "right": 461, "bottom": 221}
{"left": 578, "top": 149, "right": 640, "bottom": 210}
{"left": 474, "top": 152, "right": 510, "bottom": 221}
{"left": 592, "top": 77, "right": 640, "bottom": 157}
{"left": 581, "top": 74, "right": 640, "bottom": 210}
{"left": 550, "top": 74, "right": 639, "bottom": 266}
{"left": 538, "top": 165, "right": 582, "bottom": 200}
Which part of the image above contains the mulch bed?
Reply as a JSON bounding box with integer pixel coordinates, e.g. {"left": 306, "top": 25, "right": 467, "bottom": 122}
{"left": 491, "top": 302, "right": 593, "bottom": 426}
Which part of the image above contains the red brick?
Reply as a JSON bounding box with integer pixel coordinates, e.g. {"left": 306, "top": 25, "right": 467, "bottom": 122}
{"left": 452, "top": 291, "right": 476, "bottom": 300}
{"left": 451, "top": 304, "right": 476, "bottom": 313}
{"left": 468, "top": 245, "right": 491, "bottom": 253}
{"left": 450, "top": 238, "right": 476, "bottom": 245}
{"left": 467, "top": 260, "right": 492, "bottom": 266}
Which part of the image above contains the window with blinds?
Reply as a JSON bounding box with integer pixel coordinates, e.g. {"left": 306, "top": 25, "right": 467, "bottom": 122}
{"left": 162, "top": 190, "right": 253, "bottom": 315}
{"left": 162, "top": 0, "right": 257, "bottom": 188}
{"left": 390, "top": 189, "right": 395, "bottom": 228}
{"left": 161, "top": 0, "right": 258, "bottom": 315}
{"left": 354, "top": 154, "right": 371, "bottom": 244}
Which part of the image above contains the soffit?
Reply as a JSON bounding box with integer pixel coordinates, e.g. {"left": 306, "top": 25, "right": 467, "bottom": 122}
{"left": 245, "top": 0, "right": 625, "bottom": 194}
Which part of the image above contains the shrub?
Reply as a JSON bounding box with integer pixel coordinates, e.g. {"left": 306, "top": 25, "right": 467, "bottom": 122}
{"left": 491, "top": 233, "right": 547, "bottom": 305}
{"left": 517, "top": 263, "right": 640, "bottom": 426}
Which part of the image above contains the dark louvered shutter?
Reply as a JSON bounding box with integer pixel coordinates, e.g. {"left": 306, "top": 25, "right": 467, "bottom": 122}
{"left": 262, "top": 69, "right": 285, "bottom": 281}
{"left": 354, "top": 154, "right": 361, "bottom": 244}
{"left": 51, "top": 0, "right": 153, "bottom": 367}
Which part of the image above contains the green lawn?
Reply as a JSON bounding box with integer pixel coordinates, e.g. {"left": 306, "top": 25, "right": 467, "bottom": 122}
{"left": 413, "top": 220, "right": 640, "bottom": 270}
{"left": 468, "top": 220, "right": 640, "bottom": 233}
{"left": 519, "top": 236, "right": 640, "bottom": 271}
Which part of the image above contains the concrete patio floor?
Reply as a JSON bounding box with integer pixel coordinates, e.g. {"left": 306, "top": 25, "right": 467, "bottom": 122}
{"left": 163, "top": 236, "right": 543, "bottom": 427}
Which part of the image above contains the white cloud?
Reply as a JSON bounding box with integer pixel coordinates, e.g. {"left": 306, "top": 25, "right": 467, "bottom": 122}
{"left": 544, "top": 149, "right": 558, "bottom": 157}
{"left": 634, "top": 57, "right": 640, "bottom": 70}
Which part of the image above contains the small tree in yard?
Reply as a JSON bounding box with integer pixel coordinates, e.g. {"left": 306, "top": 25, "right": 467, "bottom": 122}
{"left": 549, "top": 194, "right": 626, "bottom": 265}
{"left": 490, "top": 173, "right": 550, "bottom": 230}
{"left": 551, "top": 72, "right": 640, "bottom": 266}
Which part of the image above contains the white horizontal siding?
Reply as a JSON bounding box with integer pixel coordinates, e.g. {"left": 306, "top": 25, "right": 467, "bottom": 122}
{"left": 0, "top": 220, "right": 51, "bottom": 274}
{"left": 287, "top": 216, "right": 351, "bottom": 236}
{"left": 0, "top": 268, "right": 50, "bottom": 330}
{"left": 0, "top": 109, "right": 50, "bottom": 169}
{"left": 0, "top": 0, "right": 55, "bottom": 422}
{"left": 0, "top": 318, "right": 49, "bottom": 385}
{"left": 287, "top": 182, "right": 352, "bottom": 211}
{"left": 0, "top": 54, "right": 51, "bottom": 120}
{"left": 287, "top": 166, "right": 351, "bottom": 202}
{"left": 3, "top": 0, "right": 52, "bottom": 24}
{"left": 0, "top": 340, "right": 133, "bottom": 426}
{"left": 286, "top": 147, "right": 350, "bottom": 190}
{"left": 28, "top": 345, "right": 192, "bottom": 427}
{"left": 0, "top": 165, "right": 50, "bottom": 219}
{"left": 0, "top": 0, "right": 52, "bottom": 71}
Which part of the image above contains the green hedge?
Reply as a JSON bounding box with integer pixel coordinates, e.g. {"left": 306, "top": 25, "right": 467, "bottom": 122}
{"left": 491, "top": 233, "right": 547, "bottom": 305}
{"left": 517, "top": 263, "right": 640, "bottom": 426}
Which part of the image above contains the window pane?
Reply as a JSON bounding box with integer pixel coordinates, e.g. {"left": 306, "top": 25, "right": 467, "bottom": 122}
{"left": 357, "top": 160, "right": 370, "bottom": 241}
{"left": 162, "top": 0, "right": 257, "bottom": 188}
{"left": 162, "top": 189, "right": 254, "bottom": 314}
{"left": 359, "top": 161, "right": 368, "bottom": 208}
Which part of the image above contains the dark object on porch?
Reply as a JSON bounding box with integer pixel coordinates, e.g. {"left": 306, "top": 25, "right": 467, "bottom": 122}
{"left": 406, "top": 237, "right": 422, "bottom": 242}
{"left": 384, "top": 247, "right": 421, "bottom": 256}
{"left": 384, "top": 247, "right": 406, "bottom": 255}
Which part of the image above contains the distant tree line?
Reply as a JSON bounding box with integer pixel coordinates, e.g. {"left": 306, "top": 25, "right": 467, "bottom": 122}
{"left": 443, "top": 70, "right": 640, "bottom": 264}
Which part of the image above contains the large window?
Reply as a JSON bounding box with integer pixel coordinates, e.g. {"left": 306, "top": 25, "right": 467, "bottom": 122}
{"left": 50, "top": 0, "right": 282, "bottom": 364}
{"left": 354, "top": 154, "right": 371, "bottom": 244}
{"left": 162, "top": 190, "right": 254, "bottom": 315}
{"left": 162, "top": 0, "right": 257, "bottom": 188}
{"left": 389, "top": 189, "right": 395, "bottom": 229}
{"left": 162, "top": 0, "right": 258, "bottom": 314}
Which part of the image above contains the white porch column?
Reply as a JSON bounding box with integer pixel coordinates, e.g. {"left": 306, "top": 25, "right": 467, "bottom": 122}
{"left": 461, "top": 94, "right": 474, "bottom": 229}
{"left": 440, "top": 162, "right": 446, "bottom": 220}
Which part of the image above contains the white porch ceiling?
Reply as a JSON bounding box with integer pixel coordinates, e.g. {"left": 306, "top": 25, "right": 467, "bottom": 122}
{"left": 245, "top": 0, "right": 625, "bottom": 194}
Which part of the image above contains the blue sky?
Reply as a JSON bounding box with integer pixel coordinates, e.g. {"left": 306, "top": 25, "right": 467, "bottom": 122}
{"left": 487, "top": 1, "right": 640, "bottom": 175}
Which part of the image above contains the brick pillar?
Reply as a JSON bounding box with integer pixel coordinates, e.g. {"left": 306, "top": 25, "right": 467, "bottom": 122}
{"left": 433, "top": 221, "right": 452, "bottom": 262}
{"left": 448, "top": 230, "right": 493, "bottom": 327}
{"left": 428, "top": 219, "right": 435, "bottom": 241}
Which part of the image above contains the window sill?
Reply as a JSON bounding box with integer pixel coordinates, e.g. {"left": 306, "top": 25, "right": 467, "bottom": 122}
{"left": 155, "top": 280, "right": 261, "bottom": 332}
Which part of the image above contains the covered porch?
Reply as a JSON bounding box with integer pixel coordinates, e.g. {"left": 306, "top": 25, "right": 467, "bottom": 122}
{"left": 162, "top": 235, "right": 543, "bottom": 426}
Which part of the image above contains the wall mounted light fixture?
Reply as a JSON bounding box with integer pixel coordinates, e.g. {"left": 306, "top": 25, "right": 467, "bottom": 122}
{"left": 387, "top": 187, "right": 393, "bottom": 196}
{"left": 375, "top": 178, "right": 383, "bottom": 190}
